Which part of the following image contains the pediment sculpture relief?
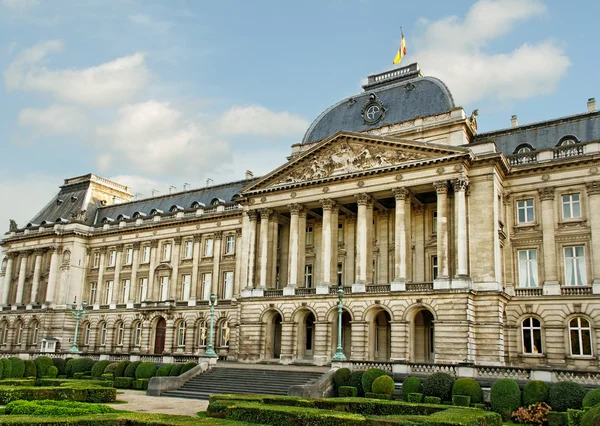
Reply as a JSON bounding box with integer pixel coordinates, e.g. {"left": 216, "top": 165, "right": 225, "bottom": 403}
{"left": 273, "top": 140, "right": 433, "bottom": 185}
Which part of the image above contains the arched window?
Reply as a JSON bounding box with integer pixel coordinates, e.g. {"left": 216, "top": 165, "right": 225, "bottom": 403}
{"left": 99, "top": 322, "right": 107, "bottom": 346}
{"left": 15, "top": 322, "right": 23, "bottom": 345}
{"left": 557, "top": 136, "right": 579, "bottom": 147}
{"left": 84, "top": 323, "right": 91, "bottom": 345}
{"left": 569, "top": 317, "right": 592, "bottom": 356}
{"left": 133, "top": 321, "right": 142, "bottom": 347}
{"left": 0, "top": 322, "right": 8, "bottom": 344}
{"left": 514, "top": 144, "right": 535, "bottom": 154}
{"left": 219, "top": 320, "right": 230, "bottom": 348}
{"left": 116, "top": 322, "right": 124, "bottom": 346}
{"left": 191, "top": 201, "right": 205, "bottom": 209}
{"left": 169, "top": 205, "right": 183, "bottom": 213}
{"left": 522, "top": 317, "right": 542, "bottom": 354}
{"left": 116, "top": 214, "right": 130, "bottom": 221}
{"left": 150, "top": 209, "right": 163, "bottom": 216}
{"left": 176, "top": 321, "right": 186, "bottom": 347}
{"left": 101, "top": 217, "right": 114, "bottom": 224}
{"left": 30, "top": 321, "right": 39, "bottom": 345}
{"left": 132, "top": 211, "right": 146, "bottom": 219}
{"left": 196, "top": 320, "right": 207, "bottom": 347}
{"left": 210, "top": 198, "right": 224, "bottom": 205}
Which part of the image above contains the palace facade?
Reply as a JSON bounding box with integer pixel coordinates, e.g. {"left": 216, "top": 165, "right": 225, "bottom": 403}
{"left": 2, "top": 63, "right": 600, "bottom": 371}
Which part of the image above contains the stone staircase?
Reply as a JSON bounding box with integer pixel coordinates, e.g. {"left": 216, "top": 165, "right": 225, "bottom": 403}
{"left": 162, "top": 365, "right": 326, "bottom": 400}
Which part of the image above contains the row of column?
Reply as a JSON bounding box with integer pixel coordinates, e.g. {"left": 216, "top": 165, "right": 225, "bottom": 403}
{"left": 0, "top": 247, "right": 60, "bottom": 306}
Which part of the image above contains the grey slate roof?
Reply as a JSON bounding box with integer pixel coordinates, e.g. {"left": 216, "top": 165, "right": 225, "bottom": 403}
{"left": 302, "top": 67, "right": 455, "bottom": 144}
{"left": 94, "top": 178, "right": 256, "bottom": 225}
{"left": 27, "top": 181, "right": 97, "bottom": 226}
{"left": 473, "top": 110, "right": 600, "bottom": 155}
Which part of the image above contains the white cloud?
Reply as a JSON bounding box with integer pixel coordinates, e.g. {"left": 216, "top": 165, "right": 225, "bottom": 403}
{"left": 4, "top": 40, "right": 148, "bottom": 107}
{"left": 129, "top": 14, "right": 173, "bottom": 33}
{"left": 412, "top": 0, "right": 570, "bottom": 104}
{"left": 1, "top": 0, "right": 39, "bottom": 10}
{"left": 219, "top": 104, "right": 309, "bottom": 137}
{"left": 18, "top": 104, "right": 89, "bottom": 135}
{"left": 107, "top": 174, "right": 167, "bottom": 200}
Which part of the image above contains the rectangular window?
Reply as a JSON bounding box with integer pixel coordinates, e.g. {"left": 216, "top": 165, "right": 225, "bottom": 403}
{"left": 134, "top": 323, "right": 142, "bottom": 347}
{"left": 181, "top": 274, "right": 191, "bottom": 301}
{"left": 432, "top": 256, "right": 438, "bottom": 280}
{"left": 225, "top": 235, "right": 235, "bottom": 254}
{"left": 304, "top": 264, "right": 313, "bottom": 288}
{"left": 564, "top": 246, "right": 587, "bottom": 286}
{"left": 159, "top": 276, "right": 169, "bottom": 300}
{"left": 105, "top": 280, "right": 113, "bottom": 304}
{"left": 89, "top": 282, "right": 97, "bottom": 305}
{"left": 432, "top": 211, "right": 438, "bottom": 234}
{"left": 562, "top": 194, "right": 581, "bottom": 220}
{"left": 204, "top": 239, "right": 214, "bottom": 257}
{"left": 108, "top": 250, "right": 116, "bottom": 267}
{"left": 184, "top": 240, "right": 193, "bottom": 259}
{"left": 92, "top": 252, "right": 100, "bottom": 268}
{"left": 122, "top": 279, "right": 131, "bottom": 303}
{"left": 337, "top": 263, "right": 343, "bottom": 286}
{"left": 306, "top": 226, "right": 313, "bottom": 246}
{"left": 338, "top": 223, "right": 344, "bottom": 244}
{"left": 139, "top": 277, "right": 148, "bottom": 302}
{"left": 202, "top": 273, "right": 212, "bottom": 300}
{"left": 162, "top": 243, "right": 172, "bottom": 261}
{"left": 141, "top": 246, "right": 150, "bottom": 263}
{"left": 517, "top": 199, "right": 535, "bottom": 224}
{"left": 518, "top": 249, "right": 539, "bottom": 287}
{"left": 223, "top": 271, "right": 234, "bottom": 299}
{"left": 124, "top": 248, "right": 133, "bottom": 265}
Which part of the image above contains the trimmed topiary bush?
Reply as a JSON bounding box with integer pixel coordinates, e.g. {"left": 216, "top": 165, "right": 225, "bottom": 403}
{"left": 64, "top": 359, "right": 75, "bottom": 378}
{"left": 548, "top": 411, "right": 569, "bottom": 426}
{"left": 333, "top": 368, "right": 351, "bottom": 389}
{"left": 567, "top": 409, "right": 585, "bottom": 426}
{"left": 114, "top": 377, "right": 134, "bottom": 389}
{"left": 424, "top": 396, "right": 442, "bottom": 404}
{"left": 452, "top": 378, "right": 483, "bottom": 404}
{"left": 2, "top": 358, "right": 12, "bottom": 379}
{"left": 70, "top": 358, "right": 95, "bottom": 377}
{"left": 364, "top": 392, "right": 392, "bottom": 400}
{"left": 523, "top": 380, "right": 550, "bottom": 406}
{"left": 0, "top": 359, "right": 4, "bottom": 378}
{"left": 581, "top": 405, "right": 600, "bottom": 426}
{"left": 402, "top": 376, "right": 423, "bottom": 401}
{"left": 133, "top": 378, "right": 149, "bottom": 390}
{"left": 372, "top": 375, "right": 395, "bottom": 395}
{"left": 91, "top": 360, "right": 111, "bottom": 378}
{"left": 423, "top": 372, "right": 454, "bottom": 402}
{"left": 45, "top": 366, "right": 58, "bottom": 378}
{"left": 135, "top": 362, "right": 156, "bottom": 379}
{"left": 101, "top": 373, "right": 114, "bottom": 382}
{"left": 23, "top": 360, "right": 36, "bottom": 378}
{"left": 52, "top": 358, "right": 66, "bottom": 376}
{"left": 103, "top": 363, "right": 119, "bottom": 376}
{"left": 583, "top": 388, "right": 600, "bottom": 408}
{"left": 338, "top": 386, "right": 358, "bottom": 397}
{"left": 453, "top": 395, "right": 471, "bottom": 406}
{"left": 180, "top": 362, "right": 197, "bottom": 374}
{"left": 8, "top": 357, "right": 25, "bottom": 378}
{"left": 5, "top": 399, "right": 117, "bottom": 416}
{"left": 114, "top": 360, "right": 130, "bottom": 378}
{"left": 361, "top": 368, "right": 389, "bottom": 394}
{"left": 124, "top": 361, "right": 141, "bottom": 378}
{"left": 0, "top": 385, "right": 116, "bottom": 404}
{"left": 35, "top": 356, "right": 54, "bottom": 378}
{"left": 349, "top": 371, "right": 365, "bottom": 397}
{"left": 490, "top": 378, "right": 521, "bottom": 421}
{"left": 169, "top": 363, "right": 183, "bottom": 376}
{"left": 550, "top": 381, "right": 586, "bottom": 412}
{"left": 156, "top": 364, "right": 174, "bottom": 376}
{"left": 408, "top": 393, "right": 423, "bottom": 403}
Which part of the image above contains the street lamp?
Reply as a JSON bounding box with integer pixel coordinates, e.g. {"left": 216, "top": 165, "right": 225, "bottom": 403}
{"left": 204, "top": 294, "right": 218, "bottom": 357}
{"left": 70, "top": 299, "right": 88, "bottom": 354}
{"left": 332, "top": 287, "right": 347, "bottom": 361}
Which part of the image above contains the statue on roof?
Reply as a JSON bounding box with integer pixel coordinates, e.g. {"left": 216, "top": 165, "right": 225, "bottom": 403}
{"left": 9, "top": 219, "right": 17, "bottom": 232}
{"left": 469, "top": 109, "right": 479, "bottom": 131}
{"left": 71, "top": 209, "right": 87, "bottom": 222}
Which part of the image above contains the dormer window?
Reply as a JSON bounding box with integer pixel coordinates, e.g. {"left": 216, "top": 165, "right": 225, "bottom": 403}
{"left": 101, "top": 217, "right": 114, "bottom": 224}
{"left": 56, "top": 199, "right": 63, "bottom": 205}
{"left": 231, "top": 193, "right": 242, "bottom": 201}
{"left": 26, "top": 223, "right": 39, "bottom": 228}
{"left": 169, "top": 205, "right": 184, "bottom": 213}
{"left": 71, "top": 196, "right": 78, "bottom": 202}
{"left": 56, "top": 218, "right": 69, "bottom": 224}
{"left": 150, "top": 208, "right": 163, "bottom": 216}
{"left": 116, "top": 214, "right": 130, "bottom": 221}
{"left": 132, "top": 211, "right": 146, "bottom": 219}
{"left": 210, "top": 198, "right": 225, "bottom": 205}
{"left": 514, "top": 144, "right": 535, "bottom": 154}
{"left": 191, "top": 201, "right": 205, "bottom": 209}
{"left": 557, "top": 136, "right": 579, "bottom": 147}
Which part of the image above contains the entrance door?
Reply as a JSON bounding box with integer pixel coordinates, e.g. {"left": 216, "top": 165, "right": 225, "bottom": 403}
{"left": 414, "top": 310, "right": 435, "bottom": 362}
{"left": 154, "top": 317, "right": 166, "bottom": 354}
{"left": 305, "top": 313, "right": 315, "bottom": 357}
{"left": 273, "top": 315, "right": 282, "bottom": 358}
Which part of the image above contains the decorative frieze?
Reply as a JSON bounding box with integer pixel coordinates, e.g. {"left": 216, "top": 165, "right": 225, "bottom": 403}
{"left": 586, "top": 181, "right": 600, "bottom": 195}
{"left": 538, "top": 187, "right": 555, "bottom": 201}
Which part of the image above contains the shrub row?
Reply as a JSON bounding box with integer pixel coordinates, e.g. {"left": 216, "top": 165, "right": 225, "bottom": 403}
{"left": 0, "top": 412, "right": 211, "bottom": 425}
{"left": 4, "top": 399, "right": 117, "bottom": 416}
{"left": 0, "top": 385, "right": 116, "bottom": 404}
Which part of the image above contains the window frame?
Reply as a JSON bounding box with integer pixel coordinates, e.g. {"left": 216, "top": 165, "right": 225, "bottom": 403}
{"left": 176, "top": 321, "right": 186, "bottom": 347}
{"left": 92, "top": 252, "right": 100, "bottom": 268}
{"left": 306, "top": 226, "right": 314, "bottom": 246}
{"left": 521, "top": 317, "right": 543, "bottom": 355}
{"left": 89, "top": 282, "right": 97, "bottom": 305}
{"left": 225, "top": 235, "right": 235, "bottom": 254}
{"left": 517, "top": 249, "right": 539, "bottom": 288}
{"left": 201, "top": 272, "right": 212, "bottom": 300}
{"left": 183, "top": 240, "right": 193, "bottom": 259}
{"left": 105, "top": 280, "right": 114, "bottom": 304}
{"left": 122, "top": 279, "right": 131, "bottom": 303}
{"left": 569, "top": 317, "right": 593, "bottom": 357}
{"left": 107, "top": 250, "right": 116, "bottom": 267}
{"left": 304, "top": 264, "right": 313, "bottom": 288}
{"left": 204, "top": 238, "right": 214, "bottom": 257}
{"left": 116, "top": 322, "right": 124, "bottom": 346}
{"left": 124, "top": 248, "right": 133, "bottom": 265}
{"left": 561, "top": 193, "right": 582, "bottom": 221}
{"left": 139, "top": 277, "right": 148, "bottom": 302}
{"left": 181, "top": 274, "right": 191, "bottom": 301}
{"left": 516, "top": 198, "right": 535, "bottom": 225}
{"left": 222, "top": 271, "right": 234, "bottom": 299}
{"left": 159, "top": 276, "right": 169, "bottom": 300}
{"left": 141, "top": 245, "right": 151, "bottom": 263}
{"left": 563, "top": 245, "right": 588, "bottom": 286}
{"left": 162, "top": 243, "right": 172, "bottom": 262}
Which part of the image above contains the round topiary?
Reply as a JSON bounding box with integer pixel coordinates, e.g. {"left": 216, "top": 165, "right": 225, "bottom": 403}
{"left": 65, "top": 358, "right": 75, "bottom": 377}
{"left": 23, "top": 360, "right": 36, "bottom": 378}
{"left": 52, "top": 358, "right": 66, "bottom": 376}
{"left": 1, "top": 358, "right": 12, "bottom": 379}
{"left": 135, "top": 362, "right": 157, "bottom": 379}
{"left": 582, "top": 403, "right": 600, "bottom": 426}
{"left": 0, "top": 358, "right": 4, "bottom": 379}
{"left": 46, "top": 365, "right": 58, "bottom": 378}
{"left": 452, "top": 378, "right": 483, "bottom": 404}
{"left": 70, "top": 357, "right": 95, "bottom": 376}
{"left": 169, "top": 364, "right": 183, "bottom": 376}
{"left": 549, "top": 381, "right": 586, "bottom": 412}
{"left": 114, "top": 361, "right": 130, "bottom": 378}
{"left": 402, "top": 377, "right": 423, "bottom": 401}
{"left": 156, "top": 364, "right": 174, "bottom": 376}
{"left": 91, "top": 360, "right": 112, "bottom": 378}
{"left": 103, "top": 363, "right": 119, "bottom": 376}
{"left": 523, "top": 380, "right": 549, "bottom": 406}
{"left": 35, "top": 356, "right": 54, "bottom": 378}
{"left": 124, "top": 361, "right": 142, "bottom": 378}
{"left": 361, "top": 368, "right": 389, "bottom": 394}
{"left": 423, "top": 373, "right": 455, "bottom": 402}
{"left": 583, "top": 389, "right": 600, "bottom": 408}
{"left": 8, "top": 357, "right": 25, "bottom": 378}
{"left": 180, "top": 362, "right": 197, "bottom": 374}
{"left": 334, "top": 368, "right": 352, "bottom": 388}
{"left": 490, "top": 378, "right": 521, "bottom": 421}
{"left": 350, "top": 371, "right": 365, "bottom": 397}
{"left": 372, "top": 375, "right": 395, "bottom": 395}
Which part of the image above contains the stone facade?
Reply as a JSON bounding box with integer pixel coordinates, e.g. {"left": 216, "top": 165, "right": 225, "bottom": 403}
{"left": 2, "top": 63, "right": 600, "bottom": 371}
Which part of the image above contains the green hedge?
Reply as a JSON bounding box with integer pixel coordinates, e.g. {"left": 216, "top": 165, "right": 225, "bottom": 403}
{"left": 408, "top": 393, "right": 423, "bottom": 403}
{"left": 101, "top": 374, "right": 114, "bottom": 382}
{"left": 423, "top": 396, "right": 442, "bottom": 404}
{"left": 582, "top": 404, "right": 600, "bottom": 426}
{"left": 550, "top": 381, "right": 586, "bottom": 412}
{"left": 124, "top": 361, "right": 142, "bottom": 378}
{"left": 350, "top": 371, "right": 365, "bottom": 397}
{"left": 156, "top": 364, "right": 174, "bottom": 377}
{"left": 0, "top": 385, "right": 116, "bottom": 403}
{"left": 114, "top": 377, "right": 134, "bottom": 389}
{"left": 523, "top": 380, "right": 549, "bottom": 406}
{"left": 452, "top": 395, "right": 470, "bottom": 406}
{"left": 180, "top": 362, "right": 197, "bottom": 374}
{"left": 334, "top": 368, "right": 352, "bottom": 388}
{"left": 23, "top": 360, "right": 36, "bottom": 378}
{"left": 548, "top": 411, "right": 569, "bottom": 426}
{"left": 568, "top": 409, "right": 585, "bottom": 426}
{"left": 339, "top": 386, "right": 358, "bottom": 397}
{"left": 91, "top": 360, "right": 111, "bottom": 378}
{"left": 114, "top": 360, "right": 130, "bottom": 378}
{"left": 35, "top": 378, "right": 112, "bottom": 388}
{"left": 364, "top": 392, "right": 392, "bottom": 400}
{"left": 135, "top": 362, "right": 156, "bottom": 379}
{"left": 0, "top": 379, "right": 35, "bottom": 386}
{"left": 451, "top": 378, "right": 482, "bottom": 404}
{"left": 372, "top": 375, "right": 395, "bottom": 395}
{"left": 46, "top": 366, "right": 58, "bottom": 378}
{"left": 2, "top": 358, "right": 12, "bottom": 379}
{"left": 583, "top": 389, "right": 600, "bottom": 408}
{"left": 69, "top": 358, "right": 95, "bottom": 377}
{"left": 52, "top": 358, "right": 66, "bottom": 376}
{"left": 133, "top": 378, "right": 149, "bottom": 390}
{"left": 4, "top": 399, "right": 117, "bottom": 416}
{"left": 169, "top": 363, "right": 183, "bottom": 376}
{"left": 361, "top": 368, "right": 388, "bottom": 394}
{"left": 103, "top": 362, "right": 119, "bottom": 376}
{"left": 8, "top": 357, "right": 25, "bottom": 378}
{"left": 0, "top": 412, "right": 220, "bottom": 425}
{"left": 490, "top": 378, "right": 521, "bottom": 421}
{"left": 34, "top": 356, "right": 54, "bottom": 378}
{"left": 423, "top": 373, "right": 454, "bottom": 402}
{"left": 402, "top": 377, "right": 422, "bottom": 401}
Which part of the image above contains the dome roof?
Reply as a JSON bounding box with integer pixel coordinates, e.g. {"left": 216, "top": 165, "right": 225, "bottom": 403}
{"left": 302, "top": 63, "right": 455, "bottom": 144}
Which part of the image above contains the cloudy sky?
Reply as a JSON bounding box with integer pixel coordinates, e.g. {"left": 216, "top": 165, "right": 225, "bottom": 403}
{"left": 0, "top": 0, "right": 597, "bottom": 232}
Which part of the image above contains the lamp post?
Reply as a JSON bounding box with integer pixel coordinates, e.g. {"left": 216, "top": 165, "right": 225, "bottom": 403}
{"left": 70, "top": 299, "right": 87, "bottom": 354}
{"left": 204, "top": 293, "right": 218, "bottom": 357}
{"left": 332, "top": 287, "right": 347, "bottom": 361}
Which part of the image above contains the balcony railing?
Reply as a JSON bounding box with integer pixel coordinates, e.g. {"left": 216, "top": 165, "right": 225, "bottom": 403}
{"left": 554, "top": 144, "right": 584, "bottom": 159}
{"left": 367, "top": 284, "right": 391, "bottom": 293}
{"left": 561, "top": 286, "right": 592, "bottom": 296}
{"left": 406, "top": 282, "right": 434, "bottom": 292}
{"left": 508, "top": 152, "right": 538, "bottom": 166}
{"left": 515, "top": 287, "right": 543, "bottom": 297}
{"left": 329, "top": 286, "right": 352, "bottom": 295}
{"left": 296, "top": 288, "right": 316, "bottom": 296}
{"left": 264, "top": 289, "right": 284, "bottom": 298}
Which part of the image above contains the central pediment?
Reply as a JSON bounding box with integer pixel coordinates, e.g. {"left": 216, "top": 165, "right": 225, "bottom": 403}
{"left": 244, "top": 132, "right": 470, "bottom": 193}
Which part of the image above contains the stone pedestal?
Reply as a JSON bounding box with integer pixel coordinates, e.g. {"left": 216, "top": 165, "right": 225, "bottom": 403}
{"left": 283, "top": 286, "right": 296, "bottom": 296}
{"left": 316, "top": 285, "right": 329, "bottom": 295}
{"left": 241, "top": 288, "right": 253, "bottom": 298}
{"left": 543, "top": 281, "right": 561, "bottom": 296}
{"left": 433, "top": 278, "right": 450, "bottom": 290}
{"left": 352, "top": 283, "right": 366, "bottom": 293}
{"left": 391, "top": 280, "right": 405, "bottom": 292}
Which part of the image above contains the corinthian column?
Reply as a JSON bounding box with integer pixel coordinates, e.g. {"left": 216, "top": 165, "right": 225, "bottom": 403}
{"left": 30, "top": 249, "right": 45, "bottom": 304}
{"left": 258, "top": 209, "right": 272, "bottom": 289}
{"left": 319, "top": 199, "right": 337, "bottom": 290}
{"left": 246, "top": 210, "right": 258, "bottom": 289}
{"left": 287, "top": 204, "right": 301, "bottom": 289}
{"left": 453, "top": 177, "right": 469, "bottom": 278}
{"left": 1, "top": 254, "right": 15, "bottom": 305}
{"left": 353, "top": 193, "right": 372, "bottom": 292}
{"left": 539, "top": 187, "right": 559, "bottom": 293}
{"left": 433, "top": 181, "right": 450, "bottom": 289}
{"left": 392, "top": 188, "right": 409, "bottom": 290}
{"left": 15, "top": 251, "right": 30, "bottom": 305}
{"left": 587, "top": 182, "right": 600, "bottom": 293}
{"left": 46, "top": 247, "right": 61, "bottom": 304}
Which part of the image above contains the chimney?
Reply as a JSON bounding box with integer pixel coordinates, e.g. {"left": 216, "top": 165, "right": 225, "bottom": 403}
{"left": 588, "top": 98, "right": 596, "bottom": 112}
{"left": 511, "top": 115, "right": 519, "bottom": 128}
{"left": 245, "top": 170, "right": 254, "bottom": 179}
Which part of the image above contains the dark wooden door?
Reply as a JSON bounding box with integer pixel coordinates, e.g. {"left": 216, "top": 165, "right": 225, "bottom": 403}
{"left": 154, "top": 317, "right": 166, "bottom": 354}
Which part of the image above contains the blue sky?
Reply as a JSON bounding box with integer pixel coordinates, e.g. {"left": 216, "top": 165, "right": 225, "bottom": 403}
{"left": 0, "top": 0, "right": 598, "bottom": 231}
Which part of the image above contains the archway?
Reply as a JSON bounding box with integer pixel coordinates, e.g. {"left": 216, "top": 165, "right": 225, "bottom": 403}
{"left": 302, "top": 313, "right": 315, "bottom": 358}
{"left": 331, "top": 310, "right": 352, "bottom": 357}
{"left": 368, "top": 309, "right": 391, "bottom": 361}
{"left": 154, "top": 317, "right": 166, "bottom": 354}
{"left": 264, "top": 311, "right": 282, "bottom": 359}
{"left": 413, "top": 309, "right": 435, "bottom": 362}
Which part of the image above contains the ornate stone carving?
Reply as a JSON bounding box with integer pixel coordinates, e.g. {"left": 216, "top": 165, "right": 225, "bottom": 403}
{"left": 99, "top": 246, "right": 108, "bottom": 254}
{"left": 321, "top": 199, "right": 337, "bottom": 210}
{"left": 433, "top": 181, "right": 449, "bottom": 194}
{"left": 392, "top": 187, "right": 410, "bottom": 201}
{"left": 173, "top": 236, "right": 182, "bottom": 245}
{"left": 115, "top": 244, "right": 124, "bottom": 252}
{"left": 150, "top": 240, "right": 159, "bottom": 248}
{"left": 538, "top": 187, "right": 555, "bottom": 201}
{"left": 452, "top": 176, "right": 469, "bottom": 192}
{"left": 235, "top": 228, "right": 242, "bottom": 237}
{"left": 213, "top": 231, "right": 223, "bottom": 240}
{"left": 355, "top": 193, "right": 373, "bottom": 206}
{"left": 34, "top": 248, "right": 47, "bottom": 255}
{"left": 288, "top": 203, "right": 302, "bottom": 215}
{"left": 71, "top": 209, "right": 87, "bottom": 222}
{"left": 272, "top": 139, "right": 433, "bottom": 185}
{"left": 193, "top": 234, "right": 202, "bottom": 243}
{"left": 259, "top": 208, "right": 272, "bottom": 219}
{"left": 247, "top": 210, "right": 258, "bottom": 221}
{"left": 586, "top": 181, "right": 600, "bottom": 195}
{"left": 133, "top": 242, "right": 141, "bottom": 250}
{"left": 9, "top": 220, "right": 18, "bottom": 232}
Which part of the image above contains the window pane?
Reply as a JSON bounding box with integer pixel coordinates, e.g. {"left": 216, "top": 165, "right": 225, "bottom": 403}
{"left": 582, "top": 329, "right": 592, "bottom": 355}
{"left": 523, "top": 329, "right": 532, "bottom": 353}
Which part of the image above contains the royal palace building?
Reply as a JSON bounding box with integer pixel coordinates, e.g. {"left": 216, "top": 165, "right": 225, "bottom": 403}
{"left": 2, "top": 63, "right": 600, "bottom": 372}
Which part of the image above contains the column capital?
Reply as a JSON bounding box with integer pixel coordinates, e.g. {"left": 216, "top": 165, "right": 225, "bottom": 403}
{"left": 132, "top": 242, "right": 141, "bottom": 250}
{"left": 213, "top": 231, "right": 223, "bottom": 240}
{"left": 5, "top": 252, "right": 17, "bottom": 260}
{"left": 258, "top": 208, "right": 273, "bottom": 220}
{"left": 321, "top": 199, "right": 338, "bottom": 211}
{"left": 150, "top": 240, "right": 159, "bottom": 248}
{"left": 288, "top": 203, "right": 303, "bottom": 215}
{"left": 586, "top": 181, "right": 600, "bottom": 196}
{"left": 538, "top": 187, "right": 555, "bottom": 201}
{"left": 115, "top": 244, "right": 124, "bottom": 252}
{"left": 98, "top": 246, "right": 107, "bottom": 254}
{"left": 235, "top": 228, "right": 243, "bottom": 237}
{"left": 193, "top": 234, "right": 202, "bottom": 243}
{"left": 452, "top": 176, "right": 470, "bottom": 192}
{"left": 355, "top": 193, "right": 373, "bottom": 206}
{"left": 392, "top": 187, "right": 410, "bottom": 201}
{"left": 247, "top": 210, "right": 259, "bottom": 221}
{"left": 20, "top": 250, "right": 33, "bottom": 258}
{"left": 173, "top": 236, "right": 182, "bottom": 246}
{"left": 502, "top": 190, "right": 512, "bottom": 205}
{"left": 34, "top": 248, "right": 47, "bottom": 256}
{"left": 433, "top": 181, "right": 449, "bottom": 194}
